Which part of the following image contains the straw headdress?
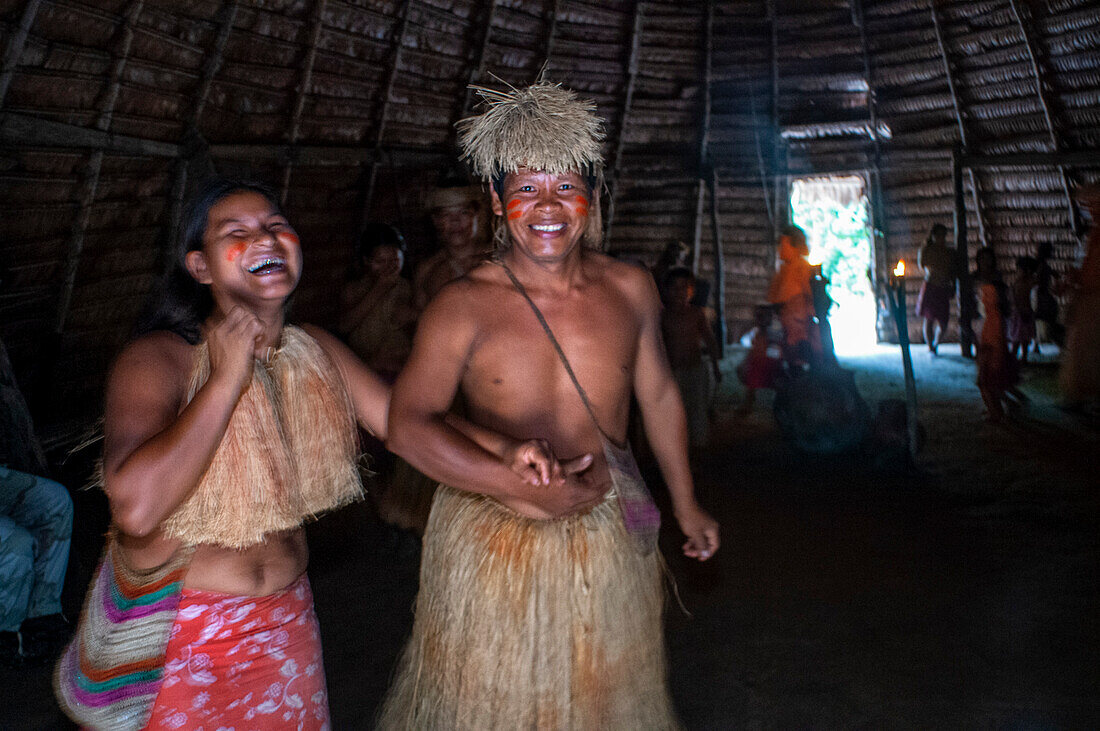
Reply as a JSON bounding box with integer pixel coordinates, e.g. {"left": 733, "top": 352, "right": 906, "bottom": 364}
{"left": 457, "top": 80, "right": 605, "bottom": 185}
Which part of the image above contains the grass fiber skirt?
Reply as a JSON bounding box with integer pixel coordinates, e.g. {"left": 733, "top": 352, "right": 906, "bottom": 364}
{"left": 378, "top": 485, "right": 678, "bottom": 730}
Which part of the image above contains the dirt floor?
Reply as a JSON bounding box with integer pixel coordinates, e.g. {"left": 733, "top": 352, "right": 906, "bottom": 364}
{"left": 3, "top": 343, "right": 1098, "bottom": 729}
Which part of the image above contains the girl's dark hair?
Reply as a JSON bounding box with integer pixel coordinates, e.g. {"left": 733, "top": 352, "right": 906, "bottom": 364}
{"left": 132, "top": 178, "right": 281, "bottom": 344}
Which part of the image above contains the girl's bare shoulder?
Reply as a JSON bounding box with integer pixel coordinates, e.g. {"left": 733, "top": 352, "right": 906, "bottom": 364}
{"left": 109, "top": 331, "right": 194, "bottom": 393}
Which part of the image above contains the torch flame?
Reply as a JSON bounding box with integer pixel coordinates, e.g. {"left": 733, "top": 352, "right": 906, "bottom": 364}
{"left": 893, "top": 260, "right": 906, "bottom": 277}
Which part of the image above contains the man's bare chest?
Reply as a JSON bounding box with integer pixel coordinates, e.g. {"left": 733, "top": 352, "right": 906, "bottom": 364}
{"left": 465, "top": 298, "right": 638, "bottom": 407}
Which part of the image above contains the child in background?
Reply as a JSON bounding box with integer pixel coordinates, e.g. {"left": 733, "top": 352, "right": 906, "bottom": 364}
{"left": 1009, "top": 256, "right": 1038, "bottom": 364}
{"left": 974, "top": 248, "right": 1022, "bottom": 421}
{"left": 736, "top": 305, "right": 783, "bottom": 415}
{"left": 661, "top": 268, "right": 723, "bottom": 448}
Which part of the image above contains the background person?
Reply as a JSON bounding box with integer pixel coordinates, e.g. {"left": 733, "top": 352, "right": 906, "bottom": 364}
{"left": 0, "top": 335, "right": 72, "bottom": 668}
{"left": 412, "top": 173, "right": 491, "bottom": 311}
{"left": 767, "top": 225, "right": 819, "bottom": 367}
{"left": 916, "top": 223, "right": 955, "bottom": 355}
{"left": 337, "top": 222, "right": 415, "bottom": 380}
{"left": 662, "top": 267, "right": 722, "bottom": 448}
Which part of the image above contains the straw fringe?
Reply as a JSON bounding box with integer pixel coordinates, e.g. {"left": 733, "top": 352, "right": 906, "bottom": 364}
{"left": 378, "top": 486, "right": 678, "bottom": 730}
{"left": 162, "top": 326, "right": 362, "bottom": 548}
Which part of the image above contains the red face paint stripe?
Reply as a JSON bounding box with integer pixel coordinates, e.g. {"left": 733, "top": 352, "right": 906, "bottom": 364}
{"left": 278, "top": 231, "right": 300, "bottom": 246}
{"left": 508, "top": 211, "right": 523, "bottom": 220}
{"left": 506, "top": 199, "right": 522, "bottom": 210}
{"left": 574, "top": 195, "right": 588, "bottom": 205}
{"left": 226, "top": 242, "right": 247, "bottom": 262}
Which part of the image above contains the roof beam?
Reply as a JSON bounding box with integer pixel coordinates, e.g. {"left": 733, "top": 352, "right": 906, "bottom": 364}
{"left": 0, "top": 112, "right": 457, "bottom": 167}
{"left": 0, "top": 111, "right": 178, "bottom": 156}
{"left": 0, "top": 0, "right": 43, "bottom": 109}
{"left": 54, "top": 0, "right": 144, "bottom": 338}
{"left": 362, "top": 0, "right": 415, "bottom": 221}
{"left": 211, "top": 142, "right": 445, "bottom": 167}
{"left": 459, "top": 0, "right": 500, "bottom": 119}
{"left": 189, "top": 1, "right": 238, "bottom": 131}
{"left": 1007, "top": 0, "right": 1079, "bottom": 236}
{"left": 929, "top": 0, "right": 988, "bottom": 250}
{"left": 543, "top": 0, "right": 562, "bottom": 77}
{"left": 280, "top": 0, "right": 328, "bottom": 206}
{"left": 604, "top": 0, "right": 645, "bottom": 244}
{"left": 163, "top": 0, "right": 238, "bottom": 267}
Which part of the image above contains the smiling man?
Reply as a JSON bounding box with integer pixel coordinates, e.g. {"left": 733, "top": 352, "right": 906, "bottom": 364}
{"left": 379, "top": 81, "right": 719, "bottom": 729}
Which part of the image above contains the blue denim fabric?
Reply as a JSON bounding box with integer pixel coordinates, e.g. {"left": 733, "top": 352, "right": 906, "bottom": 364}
{"left": 0, "top": 466, "right": 72, "bottom": 631}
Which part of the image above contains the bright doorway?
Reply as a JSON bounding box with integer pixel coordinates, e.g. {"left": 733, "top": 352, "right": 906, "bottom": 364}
{"left": 790, "top": 175, "right": 878, "bottom": 354}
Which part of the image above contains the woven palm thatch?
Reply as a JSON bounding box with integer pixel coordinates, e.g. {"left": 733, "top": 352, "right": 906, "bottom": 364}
{"left": 1, "top": 0, "right": 1098, "bottom": 437}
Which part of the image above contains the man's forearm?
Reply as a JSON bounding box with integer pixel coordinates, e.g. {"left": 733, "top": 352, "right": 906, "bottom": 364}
{"left": 640, "top": 386, "right": 698, "bottom": 511}
{"left": 389, "top": 412, "right": 524, "bottom": 500}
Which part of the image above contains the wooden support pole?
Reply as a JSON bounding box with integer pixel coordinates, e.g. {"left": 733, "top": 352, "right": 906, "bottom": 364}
{"left": 604, "top": 0, "right": 644, "bottom": 245}
{"left": 362, "top": 0, "right": 414, "bottom": 224}
{"left": 691, "top": 0, "right": 714, "bottom": 275}
{"left": 709, "top": 167, "right": 726, "bottom": 355}
{"left": 280, "top": 0, "right": 328, "bottom": 206}
{"left": 0, "top": 0, "right": 43, "bottom": 109}
{"left": 54, "top": 0, "right": 144, "bottom": 338}
{"left": 766, "top": 0, "right": 783, "bottom": 234}
{"left": 929, "top": 0, "right": 988, "bottom": 250}
{"left": 886, "top": 275, "right": 920, "bottom": 459}
{"left": 852, "top": 0, "right": 889, "bottom": 289}
{"left": 1007, "top": 0, "right": 1079, "bottom": 236}
{"left": 952, "top": 145, "right": 976, "bottom": 359}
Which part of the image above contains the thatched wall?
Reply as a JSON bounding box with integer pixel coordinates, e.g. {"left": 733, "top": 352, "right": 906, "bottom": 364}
{"left": 1, "top": 0, "right": 1097, "bottom": 440}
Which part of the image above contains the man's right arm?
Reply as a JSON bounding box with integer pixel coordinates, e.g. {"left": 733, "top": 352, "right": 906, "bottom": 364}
{"left": 387, "top": 282, "right": 600, "bottom": 518}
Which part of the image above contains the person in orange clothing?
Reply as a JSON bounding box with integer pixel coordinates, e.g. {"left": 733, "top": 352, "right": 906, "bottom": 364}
{"left": 767, "top": 225, "right": 819, "bottom": 367}
{"left": 974, "top": 247, "right": 1021, "bottom": 422}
